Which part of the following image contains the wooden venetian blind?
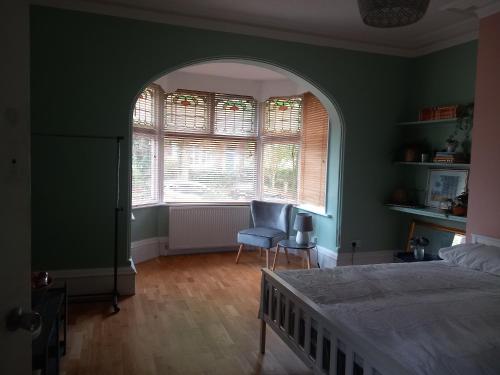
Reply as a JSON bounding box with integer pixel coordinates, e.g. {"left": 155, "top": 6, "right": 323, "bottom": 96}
{"left": 299, "top": 92, "right": 329, "bottom": 210}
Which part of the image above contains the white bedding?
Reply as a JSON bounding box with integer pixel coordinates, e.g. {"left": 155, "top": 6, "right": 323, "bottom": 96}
{"left": 276, "top": 261, "right": 500, "bottom": 375}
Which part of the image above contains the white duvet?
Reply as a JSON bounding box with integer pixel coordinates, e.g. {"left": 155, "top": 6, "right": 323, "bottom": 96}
{"left": 276, "top": 261, "right": 500, "bottom": 375}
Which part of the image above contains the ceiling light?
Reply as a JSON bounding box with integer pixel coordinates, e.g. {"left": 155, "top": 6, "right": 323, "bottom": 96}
{"left": 358, "top": 0, "right": 430, "bottom": 28}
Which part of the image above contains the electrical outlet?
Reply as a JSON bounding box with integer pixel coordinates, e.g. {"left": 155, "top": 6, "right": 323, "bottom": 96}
{"left": 311, "top": 236, "right": 318, "bottom": 244}
{"left": 351, "top": 240, "right": 361, "bottom": 250}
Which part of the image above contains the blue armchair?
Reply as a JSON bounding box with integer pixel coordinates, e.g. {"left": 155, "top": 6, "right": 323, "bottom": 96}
{"left": 235, "top": 200, "right": 292, "bottom": 268}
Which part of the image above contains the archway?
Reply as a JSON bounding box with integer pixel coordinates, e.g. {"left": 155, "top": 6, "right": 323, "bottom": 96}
{"left": 129, "top": 58, "right": 344, "bottom": 260}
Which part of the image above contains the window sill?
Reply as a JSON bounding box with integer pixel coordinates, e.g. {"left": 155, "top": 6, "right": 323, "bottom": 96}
{"left": 132, "top": 202, "right": 332, "bottom": 218}
{"left": 295, "top": 205, "right": 332, "bottom": 218}
{"left": 132, "top": 203, "right": 164, "bottom": 210}
{"left": 132, "top": 202, "right": 251, "bottom": 210}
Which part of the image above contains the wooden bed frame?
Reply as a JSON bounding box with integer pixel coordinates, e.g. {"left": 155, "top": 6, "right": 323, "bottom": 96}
{"left": 259, "top": 234, "right": 500, "bottom": 375}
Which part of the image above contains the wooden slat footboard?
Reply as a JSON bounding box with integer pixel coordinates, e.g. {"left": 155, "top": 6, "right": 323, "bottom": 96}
{"left": 259, "top": 268, "right": 411, "bottom": 375}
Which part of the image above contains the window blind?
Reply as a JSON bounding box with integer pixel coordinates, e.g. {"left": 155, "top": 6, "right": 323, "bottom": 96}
{"left": 132, "top": 86, "right": 329, "bottom": 209}
{"left": 264, "top": 97, "right": 302, "bottom": 135}
{"left": 214, "top": 93, "right": 257, "bottom": 137}
{"left": 261, "top": 142, "right": 300, "bottom": 202}
{"left": 164, "top": 91, "right": 210, "bottom": 134}
{"left": 133, "top": 87, "right": 156, "bottom": 129}
{"left": 132, "top": 133, "right": 158, "bottom": 205}
{"left": 261, "top": 96, "right": 302, "bottom": 202}
{"left": 163, "top": 136, "right": 257, "bottom": 203}
{"left": 299, "top": 92, "right": 329, "bottom": 211}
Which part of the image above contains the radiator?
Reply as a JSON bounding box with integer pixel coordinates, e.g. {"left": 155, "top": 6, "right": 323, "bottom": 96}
{"left": 168, "top": 205, "right": 251, "bottom": 251}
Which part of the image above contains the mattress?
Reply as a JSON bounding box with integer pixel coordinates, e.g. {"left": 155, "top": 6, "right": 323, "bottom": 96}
{"left": 275, "top": 261, "right": 500, "bottom": 375}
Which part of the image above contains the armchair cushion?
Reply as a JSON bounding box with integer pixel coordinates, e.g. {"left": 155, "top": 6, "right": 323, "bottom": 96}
{"left": 251, "top": 200, "right": 292, "bottom": 234}
{"left": 238, "top": 227, "right": 287, "bottom": 249}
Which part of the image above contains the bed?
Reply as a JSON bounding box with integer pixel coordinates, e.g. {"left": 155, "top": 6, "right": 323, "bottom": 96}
{"left": 259, "top": 234, "right": 500, "bottom": 375}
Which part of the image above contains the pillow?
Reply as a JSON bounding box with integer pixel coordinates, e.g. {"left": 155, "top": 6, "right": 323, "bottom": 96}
{"left": 439, "top": 243, "right": 500, "bottom": 276}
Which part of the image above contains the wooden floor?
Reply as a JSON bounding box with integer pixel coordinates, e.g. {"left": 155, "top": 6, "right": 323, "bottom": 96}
{"left": 61, "top": 250, "right": 312, "bottom": 375}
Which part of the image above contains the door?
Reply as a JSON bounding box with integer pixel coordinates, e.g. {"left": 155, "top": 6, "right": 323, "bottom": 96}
{"left": 0, "top": 1, "right": 32, "bottom": 374}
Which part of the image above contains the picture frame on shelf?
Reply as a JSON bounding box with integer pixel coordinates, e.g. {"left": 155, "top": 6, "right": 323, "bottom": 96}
{"left": 425, "top": 169, "right": 469, "bottom": 208}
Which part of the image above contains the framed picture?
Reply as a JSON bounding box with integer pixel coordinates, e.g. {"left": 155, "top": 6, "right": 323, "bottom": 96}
{"left": 425, "top": 169, "right": 468, "bottom": 208}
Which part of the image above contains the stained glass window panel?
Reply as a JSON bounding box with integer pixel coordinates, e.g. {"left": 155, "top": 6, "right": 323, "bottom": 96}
{"left": 264, "top": 97, "right": 302, "bottom": 135}
{"left": 214, "top": 94, "right": 257, "bottom": 137}
{"left": 133, "top": 88, "right": 155, "bottom": 128}
{"left": 164, "top": 91, "right": 210, "bottom": 134}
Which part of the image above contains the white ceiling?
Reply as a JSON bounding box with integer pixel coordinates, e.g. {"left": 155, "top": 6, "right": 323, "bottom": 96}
{"left": 179, "top": 63, "right": 288, "bottom": 81}
{"left": 52, "top": 0, "right": 500, "bottom": 56}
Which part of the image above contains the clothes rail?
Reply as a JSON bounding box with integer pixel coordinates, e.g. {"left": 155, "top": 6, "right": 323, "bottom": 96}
{"left": 32, "top": 132, "right": 123, "bottom": 313}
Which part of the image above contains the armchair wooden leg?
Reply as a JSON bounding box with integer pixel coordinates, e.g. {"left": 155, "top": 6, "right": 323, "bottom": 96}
{"left": 272, "top": 245, "right": 281, "bottom": 271}
{"left": 284, "top": 247, "right": 290, "bottom": 264}
{"left": 235, "top": 244, "right": 244, "bottom": 264}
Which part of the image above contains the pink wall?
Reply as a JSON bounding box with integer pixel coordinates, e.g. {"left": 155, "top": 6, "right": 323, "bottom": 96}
{"left": 466, "top": 12, "right": 500, "bottom": 239}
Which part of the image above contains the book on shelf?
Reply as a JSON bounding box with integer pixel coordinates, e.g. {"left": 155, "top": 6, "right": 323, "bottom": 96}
{"left": 432, "top": 152, "right": 468, "bottom": 164}
{"left": 418, "top": 105, "right": 458, "bottom": 121}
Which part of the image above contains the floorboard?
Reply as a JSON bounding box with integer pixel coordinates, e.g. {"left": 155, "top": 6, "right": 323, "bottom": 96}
{"left": 61, "top": 250, "right": 313, "bottom": 375}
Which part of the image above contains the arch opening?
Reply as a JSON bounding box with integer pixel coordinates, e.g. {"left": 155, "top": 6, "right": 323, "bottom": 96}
{"left": 129, "top": 59, "right": 344, "bottom": 255}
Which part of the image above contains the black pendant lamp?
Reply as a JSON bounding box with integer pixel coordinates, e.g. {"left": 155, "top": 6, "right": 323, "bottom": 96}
{"left": 358, "top": 0, "right": 430, "bottom": 28}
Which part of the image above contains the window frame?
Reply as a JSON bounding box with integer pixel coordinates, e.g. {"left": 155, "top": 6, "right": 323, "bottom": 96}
{"left": 132, "top": 84, "right": 162, "bottom": 206}
{"left": 132, "top": 86, "right": 329, "bottom": 214}
{"left": 259, "top": 96, "right": 303, "bottom": 204}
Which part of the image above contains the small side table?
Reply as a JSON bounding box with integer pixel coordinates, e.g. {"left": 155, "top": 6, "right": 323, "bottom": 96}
{"left": 273, "top": 239, "right": 317, "bottom": 270}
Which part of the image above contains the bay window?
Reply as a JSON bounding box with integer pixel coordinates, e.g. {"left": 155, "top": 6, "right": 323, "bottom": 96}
{"left": 132, "top": 85, "right": 329, "bottom": 213}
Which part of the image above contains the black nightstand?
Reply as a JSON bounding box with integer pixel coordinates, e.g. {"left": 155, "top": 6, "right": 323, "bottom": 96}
{"left": 394, "top": 251, "right": 441, "bottom": 263}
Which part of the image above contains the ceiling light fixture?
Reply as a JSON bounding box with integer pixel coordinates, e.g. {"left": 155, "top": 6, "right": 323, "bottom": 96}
{"left": 358, "top": 0, "right": 430, "bottom": 28}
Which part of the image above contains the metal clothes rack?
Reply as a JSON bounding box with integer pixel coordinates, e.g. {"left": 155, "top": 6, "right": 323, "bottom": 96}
{"left": 33, "top": 132, "right": 124, "bottom": 313}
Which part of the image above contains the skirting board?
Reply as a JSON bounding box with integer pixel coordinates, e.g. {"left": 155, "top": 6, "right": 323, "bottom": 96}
{"left": 131, "top": 237, "right": 163, "bottom": 263}
{"left": 48, "top": 264, "right": 136, "bottom": 296}
{"left": 133, "top": 236, "right": 338, "bottom": 267}
{"left": 132, "top": 236, "right": 238, "bottom": 259}
{"left": 165, "top": 246, "right": 239, "bottom": 256}
{"left": 132, "top": 236, "right": 395, "bottom": 268}
{"left": 282, "top": 245, "right": 338, "bottom": 269}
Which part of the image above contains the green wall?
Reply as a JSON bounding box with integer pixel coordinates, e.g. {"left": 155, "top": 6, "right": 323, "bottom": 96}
{"left": 405, "top": 41, "right": 478, "bottom": 118}
{"left": 132, "top": 206, "right": 169, "bottom": 242}
{"left": 394, "top": 41, "right": 478, "bottom": 246}
{"left": 31, "top": 5, "right": 410, "bottom": 270}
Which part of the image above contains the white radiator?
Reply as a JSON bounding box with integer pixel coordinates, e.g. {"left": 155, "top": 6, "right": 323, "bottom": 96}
{"left": 168, "top": 205, "right": 251, "bottom": 251}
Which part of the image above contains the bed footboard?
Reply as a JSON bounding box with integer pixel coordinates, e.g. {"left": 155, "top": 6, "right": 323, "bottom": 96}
{"left": 259, "top": 269, "right": 410, "bottom": 375}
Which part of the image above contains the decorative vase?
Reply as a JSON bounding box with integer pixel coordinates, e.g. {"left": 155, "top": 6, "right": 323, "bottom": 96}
{"left": 451, "top": 206, "right": 467, "bottom": 217}
{"left": 446, "top": 142, "right": 458, "bottom": 152}
{"left": 414, "top": 246, "right": 425, "bottom": 260}
{"left": 403, "top": 147, "right": 418, "bottom": 162}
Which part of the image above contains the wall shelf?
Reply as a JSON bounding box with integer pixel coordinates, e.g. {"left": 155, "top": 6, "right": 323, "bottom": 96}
{"left": 394, "top": 161, "right": 470, "bottom": 168}
{"left": 386, "top": 204, "right": 467, "bottom": 223}
{"left": 397, "top": 118, "right": 462, "bottom": 126}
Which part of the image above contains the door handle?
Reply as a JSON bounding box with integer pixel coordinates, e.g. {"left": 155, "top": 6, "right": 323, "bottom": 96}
{"left": 6, "top": 307, "right": 42, "bottom": 339}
